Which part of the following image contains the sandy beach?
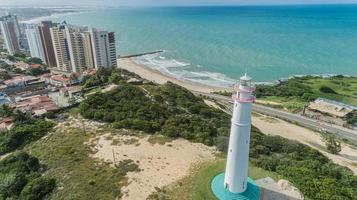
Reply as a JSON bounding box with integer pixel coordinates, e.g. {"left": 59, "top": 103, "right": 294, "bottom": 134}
{"left": 118, "top": 58, "right": 228, "bottom": 93}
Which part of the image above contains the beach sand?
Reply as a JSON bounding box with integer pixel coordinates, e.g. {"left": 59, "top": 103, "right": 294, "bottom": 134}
{"left": 118, "top": 58, "right": 228, "bottom": 93}
{"left": 91, "top": 134, "right": 216, "bottom": 200}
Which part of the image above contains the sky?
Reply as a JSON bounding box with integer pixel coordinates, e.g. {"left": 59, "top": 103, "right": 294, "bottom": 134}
{"left": 0, "top": 0, "right": 357, "bottom": 6}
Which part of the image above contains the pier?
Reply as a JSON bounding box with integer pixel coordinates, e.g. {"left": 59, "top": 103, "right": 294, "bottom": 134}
{"left": 118, "top": 50, "right": 164, "bottom": 59}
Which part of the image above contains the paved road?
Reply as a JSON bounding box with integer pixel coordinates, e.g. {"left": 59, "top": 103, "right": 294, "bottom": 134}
{"left": 193, "top": 91, "right": 357, "bottom": 143}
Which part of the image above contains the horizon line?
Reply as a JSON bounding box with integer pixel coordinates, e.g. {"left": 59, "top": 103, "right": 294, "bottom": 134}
{"left": 1, "top": 3, "right": 357, "bottom": 8}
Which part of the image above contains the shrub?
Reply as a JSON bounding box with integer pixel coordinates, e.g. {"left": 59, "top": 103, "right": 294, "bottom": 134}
{"left": 20, "top": 177, "right": 56, "bottom": 200}
{"left": 319, "top": 86, "right": 337, "bottom": 94}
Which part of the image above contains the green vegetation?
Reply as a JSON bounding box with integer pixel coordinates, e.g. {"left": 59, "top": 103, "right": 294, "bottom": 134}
{"left": 148, "top": 134, "right": 173, "bottom": 145}
{"left": 250, "top": 129, "right": 356, "bottom": 200}
{"left": 0, "top": 105, "right": 55, "bottom": 155}
{"left": 0, "top": 70, "right": 11, "bottom": 81}
{"left": 79, "top": 69, "right": 357, "bottom": 200}
{"left": 80, "top": 81, "right": 229, "bottom": 146}
{"left": 82, "top": 67, "right": 140, "bottom": 89}
{"left": 148, "top": 159, "right": 278, "bottom": 200}
{"left": 0, "top": 119, "right": 54, "bottom": 155}
{"left": 26, "top": 120, "right": 136, "bottom": 200}
{"left": 0, "top": 152, "right": 56, "bottom": 200}
{"left": 323, "top": 134, "right": 342, "bottom": 154}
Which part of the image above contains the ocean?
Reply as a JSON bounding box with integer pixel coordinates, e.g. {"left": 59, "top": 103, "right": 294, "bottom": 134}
{"left": 26, "top": 5, "right": 357, "bottom": 86}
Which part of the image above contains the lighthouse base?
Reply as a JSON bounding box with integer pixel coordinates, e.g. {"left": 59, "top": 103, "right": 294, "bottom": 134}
{"left": 211, "top": 173, "right": 260, "bottom": 200}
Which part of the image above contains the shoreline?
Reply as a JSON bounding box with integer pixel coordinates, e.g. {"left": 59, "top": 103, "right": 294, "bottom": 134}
{"left": 118, "top": 58, "right": 229, "bottom": 93}
{"left": 20, "top": 10, "right": 90, "bottom": 24}
{"left": 118, "top": 57, "right": 357, "bottom": 93}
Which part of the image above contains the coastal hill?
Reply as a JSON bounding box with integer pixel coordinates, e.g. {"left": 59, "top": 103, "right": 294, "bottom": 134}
{"left": 1, "top": 67, "right": 356, "bottom": 200}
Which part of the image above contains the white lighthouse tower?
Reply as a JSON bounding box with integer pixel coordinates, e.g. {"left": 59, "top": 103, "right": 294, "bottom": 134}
{"left": 224, "top": 73, "right": 255, "bottom": 194}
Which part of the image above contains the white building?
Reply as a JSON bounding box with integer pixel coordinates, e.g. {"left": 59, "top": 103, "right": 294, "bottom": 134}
{"left": 25, "top": 25, "right": 46, "bottom": 62}
{"left": 0, "top": 14, "right": 21, "bottom": 55}
{"left": 50, "top": 23, "right": 72, "bottom": 72}
{"left": 90, "top": 28, "right": 117, "bottom": 68}
{"left": 224, "top": 74, "right": 255, "bottom": 193}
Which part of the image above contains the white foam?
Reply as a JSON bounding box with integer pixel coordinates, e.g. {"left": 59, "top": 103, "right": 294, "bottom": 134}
{"left": 133, "top": 53, "right": 235, "bottom": 88}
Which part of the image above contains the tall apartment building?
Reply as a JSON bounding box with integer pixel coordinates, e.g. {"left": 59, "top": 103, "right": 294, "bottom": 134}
{"left": 90, "top": 28, "right": 117, "bottom": 68}
{"left": 0, "top": 14, "right": 21, "bottom": 55}
{"left": 47, "top": 23, "right": 116, "bottom": 73}
{"left": 66, "top": 27, "right": 85, "bottom": 73}
{"left": 25, "top": 25, "right": 46, "bottom": 61}
{"left": 108, "top": 32, "right": 117, "bottom": 67}
{"left": 50, "top": 24, "right": 72, "bottom": 72}
{"left": 81, "top": 32, "right": 95, "bottom": 69}
{"left": 38, "top": 21, "right": 57, "bottom": 67}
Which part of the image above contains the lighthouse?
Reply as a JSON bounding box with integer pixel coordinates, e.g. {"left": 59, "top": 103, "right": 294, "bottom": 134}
{"left": 211, "top": 74, "right": 260, "bottom": 200}
{"left": 224, "top": 73, "right": 255, "bottom": 193}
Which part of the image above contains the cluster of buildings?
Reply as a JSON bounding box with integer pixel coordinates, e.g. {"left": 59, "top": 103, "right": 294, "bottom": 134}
{"left": 0, "top": 14, "right": 116, "bottom": 126}
{"left": 0, "top": 14, "right": 117, "bottom": 74}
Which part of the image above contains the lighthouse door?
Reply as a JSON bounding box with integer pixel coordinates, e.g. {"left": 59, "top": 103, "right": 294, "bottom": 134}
{"left": 225, "top": 183, "right": 229, "bottom": 190}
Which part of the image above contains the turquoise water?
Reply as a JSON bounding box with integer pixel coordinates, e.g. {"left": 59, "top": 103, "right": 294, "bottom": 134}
{"left": 29, "top": 5, "right": 357, "bottom": 86}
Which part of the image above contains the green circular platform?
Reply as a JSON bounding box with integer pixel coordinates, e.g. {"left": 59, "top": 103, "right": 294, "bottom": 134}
{"left": 211, "top": 173, "right": 260, "bottom": 200}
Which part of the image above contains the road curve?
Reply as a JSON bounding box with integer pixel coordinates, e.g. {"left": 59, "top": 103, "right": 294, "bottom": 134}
{"left": 193, "top": 91, "right": 357, "bottom": 143}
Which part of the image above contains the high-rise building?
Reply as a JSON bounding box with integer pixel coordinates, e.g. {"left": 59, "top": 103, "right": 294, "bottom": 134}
{"left": 81, "top": 32, "right": 95, "bottom": 70}
{"left": 49, "top": 23, "right": 117, "bottom": 73}
{"left": 25, "top": 25, "right": 46, "bottom": 62}
{"left": 66, "top": 26, "right": 86, "bottom": 73}
{"left": 50, "top": 23, "right": 72, "bottom": 72}
{"left": 0, "top": 14, "right": 21, "bottom": 55}
{"left": 108, "top": 32, "right": 117, "bottom": 67}
{"left": 38, "top": 21, "right": 57, "bottom": 67}
{"left": 90, "top": 28, "right": 117, "bottom": 69}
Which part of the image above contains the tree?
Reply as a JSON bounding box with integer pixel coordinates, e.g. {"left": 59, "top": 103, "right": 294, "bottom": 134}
{"left": 6, "top": 55, "right": 15, "bottom": 62}
{"left": 324, "top": 135, "right": 341, "bottom": 154}
{"left": 26, "top": 57, "right": 43, "bottom": 65}
{"left": 319, "top": 86, "right": 337, "bottom": 94}
{"left": 0, "top": 71, "right": 11, "bottom": 81}
{"left": 20, "top": 177, "right": 56, "bottom": 200}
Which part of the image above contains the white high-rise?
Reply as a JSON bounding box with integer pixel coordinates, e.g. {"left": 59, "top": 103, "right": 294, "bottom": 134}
{"left": 50, "top": 24, "right": 72, "bottom": 72}
{"left": 224, "top": 74, "right": 255, "bottom": 194}
{"left": 0, "top": 14, "right": 21, "bottom": 55}
{"left": 25, "top": 25, "right": 46, "bottom": 62}
{"left": 90, "top": 28, "right": 117, "bottom": 68}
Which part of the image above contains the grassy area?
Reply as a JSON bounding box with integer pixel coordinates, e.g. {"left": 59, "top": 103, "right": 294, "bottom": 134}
{"left": 24, "top": 115, "right": 135, "bottom": 200}
{"left": 256, "top": 96, "right": 307, "bottom": 113}
{"left": 149, "top": 159, "right": 279, "bottom": 200}
{"left": 148, "top": 134, "right": 173, "bottom": 145}
{"left": 301, "top": 76, "right": 357, "bottom": 106}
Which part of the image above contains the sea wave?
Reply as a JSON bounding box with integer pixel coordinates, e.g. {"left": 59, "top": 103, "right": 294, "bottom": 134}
{"left": 133, "top": 53, "right": 235, "bottom": 88}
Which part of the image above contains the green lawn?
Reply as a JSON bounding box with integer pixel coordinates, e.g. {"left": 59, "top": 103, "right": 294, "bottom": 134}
{"left": 302, "top": 76, "right": 357, "bottom": 106}
{"left": 150, "top": 159, "right": 279, "bottom": 200}
{"left": 257, "top": 96, "right": 307, "bottom": 113}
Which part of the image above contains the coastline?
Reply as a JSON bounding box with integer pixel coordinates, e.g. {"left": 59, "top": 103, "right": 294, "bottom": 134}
{"left": 20, "top": 10, "right": 90, "bottom": 24}
{"left": 118, "top": 58, "right": 229, "bottom": 93}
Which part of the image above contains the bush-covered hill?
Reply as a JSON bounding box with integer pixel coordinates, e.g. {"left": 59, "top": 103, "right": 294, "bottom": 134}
{"left": 79, "top": 68, "right": 357, "bottom": 200}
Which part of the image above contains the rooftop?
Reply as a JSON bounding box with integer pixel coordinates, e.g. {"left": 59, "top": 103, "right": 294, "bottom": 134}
{"left": 308, "top": 98, "right": 356, "bottom": 118}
